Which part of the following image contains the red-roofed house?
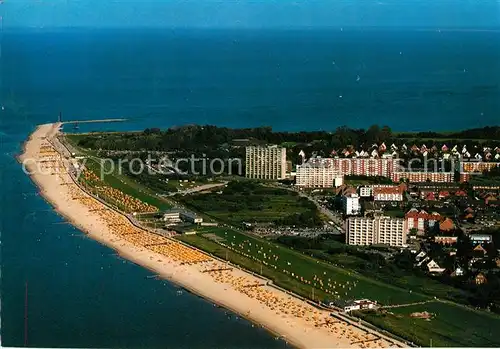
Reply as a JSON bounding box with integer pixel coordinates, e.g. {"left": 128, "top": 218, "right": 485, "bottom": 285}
{"left": 434, "top": 236, "right": 458, "bottom": 245}
{"left": 405, "top": 209, "right": 441, "bottom": 234}
{"left": 439, "top": 218, "right": 455, "bottom": 232}
{"left": 475, "top": 273, "right": 488, "bottom": 285}
{"left": 373, "top": 185, "right": 404, "bottom": 202}
{"left": 424, "top": 192, "right": 437, "bottom": 201}
{"left": 439, "top": 191, "right": 450, "bottom": 199}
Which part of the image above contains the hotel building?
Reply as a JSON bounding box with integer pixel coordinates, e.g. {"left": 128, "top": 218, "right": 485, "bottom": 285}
{"left": 245, "top": 145, "right": 287, "bottom": 180}
{"left": 333, "top": 158, "right": 400, "bottom": 178}
{"left": 346, "top": 216, "right": 407, "bottom": 247}
{"left": 296, "top": 158, "right": 343, "bottom": 188}
{"left": 461, "top": 161, "right": 500, "bottom": 173}
{"left": 391, "top": 171, "right": 454, "bottom": 183}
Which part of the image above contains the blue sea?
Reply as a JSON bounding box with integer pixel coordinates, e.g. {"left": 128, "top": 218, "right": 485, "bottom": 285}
{"left": 1, "top": 27, "right": 499, "bottom": 347}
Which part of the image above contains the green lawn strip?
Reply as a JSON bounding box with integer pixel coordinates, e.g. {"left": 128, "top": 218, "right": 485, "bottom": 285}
{"left": 83, "top": 157, "right": 171, "bottom": 211}
{"left": 179, "top": 189, "right": 318, "bottom": 226}
{"left": 357, "top": 301, "right": 500, "bottom": 347}
{"left": 292, "top": 246, "right": 471, "bottom": 304}
{"left": 194, "top": 226, "right": 427, "bottom": 305}
{"left": 176, "top": 234, "right": 331, "bottom": 301}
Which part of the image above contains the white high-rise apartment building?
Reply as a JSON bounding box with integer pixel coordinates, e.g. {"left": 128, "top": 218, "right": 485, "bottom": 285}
{"left": 296, "top": 158, "right": 343, "bottom": 188}
{"left": 343, "top": 193, "right": 361, "bottom": 216}
{"left": 245, "top": 145, "right": 287, "bottom": 180}
{"left": 346, "top": 216, "right": 407, "bottom": 247}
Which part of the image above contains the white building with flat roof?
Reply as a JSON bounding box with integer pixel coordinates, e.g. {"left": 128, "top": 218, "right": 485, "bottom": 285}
{"left": 180, "top": 211, "right": 203, "bottom": 224}
{"left": 296, "top": 158, "right": 343, "bottom": 188}
{"left": 359, "top": 186, "right": 373, "bottom": 197}
{"left": 343, "top": 193, "right": 361, "bottom": 216}
{"left": 245, "top": 145, "right": 287, "bottom": 180}
{"left": 346, "top": 216, "right": 407, "bottom": 247}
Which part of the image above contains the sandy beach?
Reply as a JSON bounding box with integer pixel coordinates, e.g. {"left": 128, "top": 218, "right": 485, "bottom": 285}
{"left": 19, "top": 123, "right": 405, "bottom": 349}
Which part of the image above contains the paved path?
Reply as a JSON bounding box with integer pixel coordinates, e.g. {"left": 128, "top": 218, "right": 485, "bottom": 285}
{"left": 380, "top": 300, "right": 434, "bottom": 309}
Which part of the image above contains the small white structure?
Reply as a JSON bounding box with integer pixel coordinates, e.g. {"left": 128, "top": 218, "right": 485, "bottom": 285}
{"left": 427, "top": 260, "right": 446, "bottom": 274}
{"left": 163, "top": 211, "right": 182, "bottom": 224}
{"left": 200, "top": 222, "right": 219, "bottom": 227}
{"left": 343, "top": 193, "right": 361, "bottom": 216}
{"left": 180, "top": 211, "right": 203, "bottom": 224}
{"left": 359, "top": 186, "right": 373, "bottom": 197}
{"left": 343, "top": 299, "right": 378, "bottom": 313}
{"left": 334, "top": 176, "right": 344, "bottom": 188}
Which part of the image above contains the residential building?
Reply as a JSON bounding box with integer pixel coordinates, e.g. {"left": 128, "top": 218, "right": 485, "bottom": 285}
{"left": 475, "top": 273, "right": 488, "bottom": 285}
{"left": 451, "top": 267, "right": 464, "bottom": 277}
{"left": 472, "top": 244, "right": 487, "bottom": 257}
{"left": 434, "top": 236, "right": 458, "bottom": 245}
{"left": 460, "top": 172, "right": 471, "bottom": 183}
{"left": 245, "top": 145, "right": 287, "bottom": 180}
{"left": 343, "top": 193, "right": 361, "bottom": 216}
{"left": 359, "top": 186, "right": 373, "bottom": 197}
{"left": 391, "top": 171, "right": 454, "bottom": 183}
{"left": 439, "top": 218, "right": 455, "bottom": 232}
{"left": 346, "top": 216, "right": 406, "bottom": 247}
{"left": 469, "top": 234, "right": 493, "bottom": 245}
{"left": 296, "top": 158, "right": 343, "bottom": 188}
{"left": 373, "top": 185, "right": 404, "bottom": 202}
{"left": 427, "top": 260, "right": 446, "bottom": 274}
{"left": 405, "top": 209, "right": 441, "bottom": 234}
{"left": 462, "top": 161, "right": 500, "bottom": 173}
{"left": 332, "top": 158, "right": 400, "bottom": 178}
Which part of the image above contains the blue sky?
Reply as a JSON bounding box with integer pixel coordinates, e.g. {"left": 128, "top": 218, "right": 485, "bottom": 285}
{"left": 5, "top": 0, "right": 500, "bottom": 29}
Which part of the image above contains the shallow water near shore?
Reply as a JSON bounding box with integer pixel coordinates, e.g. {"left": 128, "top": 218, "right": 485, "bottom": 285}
{"left": 1, "top": 115, "right": 289, "bottom": 348}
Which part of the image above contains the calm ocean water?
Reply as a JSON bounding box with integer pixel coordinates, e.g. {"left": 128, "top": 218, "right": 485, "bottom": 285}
{"left": 1, "top": 27, "right": 499, "bottom": 347}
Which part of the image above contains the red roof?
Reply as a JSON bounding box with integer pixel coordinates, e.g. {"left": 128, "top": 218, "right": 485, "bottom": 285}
{"left": 439, "top": 218, "right": 455, "bottom": 232}
{"left": 374, "top": 186, "right": 403, "bottom": 195}
{"left": 425, "top": 192, "right": 437, "bottom": 201}
{"left": 405, "top": 210, "right": 441, "bottom": 221}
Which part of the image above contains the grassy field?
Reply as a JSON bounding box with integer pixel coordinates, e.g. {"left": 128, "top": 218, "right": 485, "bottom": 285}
{"left": 179, "top": 227, "right": 500, "bottom": 347}
{"left": 179, "top": 181, "right": 320, "bottom": 226}
{"left": 80, "top": 157, "right": 172, "bottom": 211}
{"left": 187, "top": 226, "right": 426, "bottom": 305}
{"left": 470, "top": 176, "right": 500, "bottom": 187}
{"left": 357, "top": 301, "right": 500, "bottom": 347}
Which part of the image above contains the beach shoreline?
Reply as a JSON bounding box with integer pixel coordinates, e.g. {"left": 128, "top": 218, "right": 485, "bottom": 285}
{"left": 19, "top": 123, "right": 405, "bottom": 349}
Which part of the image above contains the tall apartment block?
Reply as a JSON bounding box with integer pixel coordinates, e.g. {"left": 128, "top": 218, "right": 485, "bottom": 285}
{"left": 333, "top": 158, "right": 400, "bottom": 178}
{"left": 391, "top": 171, "right": 454, "bottom": 183}
{"left": 296, "top": 158, "right": 343, "bottom": 188}
{"left": 343, "top": 193, "right": 361, "bottom": 216}
{"left": 245, "top": 145, "right": 287, "bottom": 180}
{"left": 346, "top": 216, "right": 407, "bottom": 247}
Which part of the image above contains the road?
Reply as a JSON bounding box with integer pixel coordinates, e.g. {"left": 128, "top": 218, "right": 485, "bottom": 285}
{"left": 168, "top": 181, "right": 228, "bottom": 196}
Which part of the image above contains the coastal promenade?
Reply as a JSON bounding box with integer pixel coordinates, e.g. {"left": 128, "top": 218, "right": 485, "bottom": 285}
{"left": 20, "top": 123, "right": 407, "bottom": 349}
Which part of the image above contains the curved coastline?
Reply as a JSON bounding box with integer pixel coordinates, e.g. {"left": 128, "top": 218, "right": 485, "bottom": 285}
{"left": 19, "top": 123, "right": 405, "bottom": 349}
